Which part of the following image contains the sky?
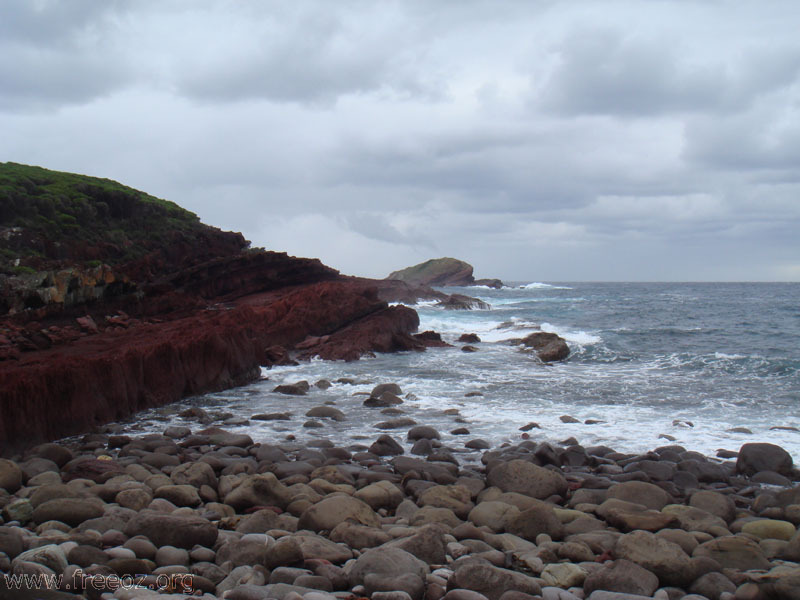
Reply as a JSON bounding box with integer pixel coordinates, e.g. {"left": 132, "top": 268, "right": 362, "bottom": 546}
{"left": 1, "top": 1, "right": 799, "bottom": 282}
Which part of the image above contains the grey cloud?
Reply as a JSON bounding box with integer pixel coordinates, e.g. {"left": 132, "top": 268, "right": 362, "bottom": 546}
{"left": 0, "top": 1, "right": 131, "bottom": 111}
{"left": 538, "top": 28, "right": 800, "bottom": 117}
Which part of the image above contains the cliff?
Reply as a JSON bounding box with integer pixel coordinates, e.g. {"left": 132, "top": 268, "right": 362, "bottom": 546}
{"left": 0, "top": 164, "right": 427, "bottom": 454}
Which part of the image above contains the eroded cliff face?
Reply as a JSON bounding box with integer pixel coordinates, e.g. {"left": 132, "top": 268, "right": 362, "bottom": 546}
{"left": 0, "top": 277, "right": 423, "bottom": 454}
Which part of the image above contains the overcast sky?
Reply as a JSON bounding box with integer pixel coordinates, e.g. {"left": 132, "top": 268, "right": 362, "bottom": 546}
{"left": 1, "top": 1, "right": 799, "bottom": 281}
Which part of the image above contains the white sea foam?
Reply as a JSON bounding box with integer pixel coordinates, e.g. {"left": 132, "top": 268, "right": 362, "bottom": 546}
{"left": 540, "top": 322, "right": 601, "bottom": 345}
{"left": 520, "top": 282, "right": 573, "bottom": 290}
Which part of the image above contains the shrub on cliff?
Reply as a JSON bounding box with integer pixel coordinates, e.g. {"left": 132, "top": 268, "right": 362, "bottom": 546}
{"left": 0, "top": 162, "right": 246, "bottom": 274}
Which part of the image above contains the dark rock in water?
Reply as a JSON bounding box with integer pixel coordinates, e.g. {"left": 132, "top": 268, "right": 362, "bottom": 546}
{"left": 519, "top": 422, "right": 540, "bottom": 431}
{"left": 369, "top": 434, "right": 405, "bottom": 456}
{"left": 451, "top": 428, "right": 470, "bottom": 435}
{"left": 315, "top": 379, "right": 332, "bottom": 389}
{"left": 736, "top": 442, "right": 793, "bottom": 476}
{"left": 372, "top": 383, "right": 403, "bottom": 397}
{"left": 473, "top": 278, "right": 504, "bottom": 289}
{"left": 464, "top": 391, "right": 483, "bottom": 397}
{"left": 414, "top": 331, "right": 452, "bottom": 348}
{"left": 408, "top": 426, "right": 441, "bottom": 441}
{"left": 273, "top": 381, "right": 309, "bottom": 396}
{"left": 727, "top": 427, "right": 753, "bottom": 434}
{"left": 461, "top": 345, "right": 479, "bottom": 352}
{"left": 386, "top": 257, "right": 476, "bottom": 287}
{"left": 411, "top": 439, "right": 433, "bottom": 455}
{"left": 252, "top": 412, "right": 292, "bottom": 421}
{"left": 264, "top": 345, "right": 298, "bottom": 367}
{"left": 458, "top": 333, "right": 481, "bottom": 343}
{"left": 771, "top": 425, "right": 800, "bottom": 432}
{"left": 560, "top": 415, "right": 580, "bottom": 424}
{"left": 438, "top": 294, "right": 490, "bottom": 310}
{"left": 520, "top": 332, "right": 569, "bottom": 362}
{"left": 305, "top": 406, "right": 346, "bottom": 421}
{"left": 364, "top": 392, "right": 404, "bottom": 407}
{"left": 376, "top": 418, "right": 418, "bottom": 429}
{"left": 465, "top": 439, "right": 490, "bottom": 450}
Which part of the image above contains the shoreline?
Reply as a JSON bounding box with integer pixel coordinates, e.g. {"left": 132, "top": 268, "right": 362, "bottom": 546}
{"left": 1, "top": 397, "right": 799, "bottom": 599}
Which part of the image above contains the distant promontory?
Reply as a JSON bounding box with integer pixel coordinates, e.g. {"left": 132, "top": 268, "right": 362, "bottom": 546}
{"left": 386, "top": 257, "right": 503, "bottom": 288}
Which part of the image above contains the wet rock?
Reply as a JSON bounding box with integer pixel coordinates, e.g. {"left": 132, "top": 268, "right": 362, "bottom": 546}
{"left": 462, "top": 345, "right": 479, "bottom": 352}
{"left": 487, "top": 459, "right": 568, "bottom": 500}
{"left": 520, "top": 332, "right": 570, "bottom": 363}
{"left": 372, "top": 382, "right": 403, "bottom": 397}
{"left": 466, "top": 439, "right": 490, "bottom": 450}
{"left": 306, "top": 406, "right": 346, "bottom": 421}
{"left": 365, "top": 391, "right": 405, "bottom": 407}
{"left": 459, "top": 334, "right": 481, "bottom": 343}
{"left": 560, "top": 415, "right": 580, "bottom": 424}
{"left": 274, "top": 381, "right": 309, "bottom": 396}
{"left": 377, "top": 418, "right": 418, "bottom": 429}
{"left": 736, "top": 442, "right": 793, "bottom": 476}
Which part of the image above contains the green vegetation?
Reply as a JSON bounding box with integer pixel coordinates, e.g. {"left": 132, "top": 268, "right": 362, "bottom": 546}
{"left": 0, "top": 162, "right": 214, "bottom": 271}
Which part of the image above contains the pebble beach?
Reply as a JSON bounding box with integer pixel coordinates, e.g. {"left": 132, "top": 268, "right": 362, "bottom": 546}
{"left": 2, "top": 381, "right": 800, "bottom": 600}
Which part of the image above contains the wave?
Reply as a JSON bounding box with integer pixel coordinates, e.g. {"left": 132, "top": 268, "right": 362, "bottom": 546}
{"left": 519, "top": 282, "right": 573, "bottom": 290}
{"left": 540, "top": 321, "right": 601, "bottom": 345}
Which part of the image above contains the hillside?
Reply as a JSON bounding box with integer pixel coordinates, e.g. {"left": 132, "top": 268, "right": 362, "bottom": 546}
{"left": 0, "top": 162, "right": 246, "bottom": 275}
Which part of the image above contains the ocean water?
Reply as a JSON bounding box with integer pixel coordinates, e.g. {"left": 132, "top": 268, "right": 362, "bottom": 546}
{"left": 127, "top": 282, "right": 800, "bottom": 463}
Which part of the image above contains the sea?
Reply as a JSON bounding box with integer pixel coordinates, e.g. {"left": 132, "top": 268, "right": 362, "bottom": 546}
{"left": 126, "top": 282, "right": 800, "bottom": 463}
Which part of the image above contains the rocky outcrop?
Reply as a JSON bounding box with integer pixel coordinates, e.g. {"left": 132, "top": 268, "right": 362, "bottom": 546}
{"left": 386, "top": 257, "right": 503, "bottom": 288}
{"left": 518, "top": 331, "right": 570, "bottom": 362}
{"left": 0, "top": 280, "right": 422, "bottom": 454}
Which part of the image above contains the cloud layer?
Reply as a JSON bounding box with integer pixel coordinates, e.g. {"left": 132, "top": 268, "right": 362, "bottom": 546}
{"left": 1, "top": 0, "right": 799, "bottom": 281}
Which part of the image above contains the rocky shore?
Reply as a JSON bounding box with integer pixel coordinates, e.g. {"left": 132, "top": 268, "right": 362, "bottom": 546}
{"left": 2, "top": 384, "right": 799, "bottom": 600}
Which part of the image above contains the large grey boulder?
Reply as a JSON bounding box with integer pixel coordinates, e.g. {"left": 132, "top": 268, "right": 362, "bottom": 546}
{"left": 736, "top": 443, "right": 793, "bottom": 476}
{"left": 123, "top": 511, "right": 218, "bottom": 549}
{"left": 487, "top": 459, "right": 567, "bottom": 500}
